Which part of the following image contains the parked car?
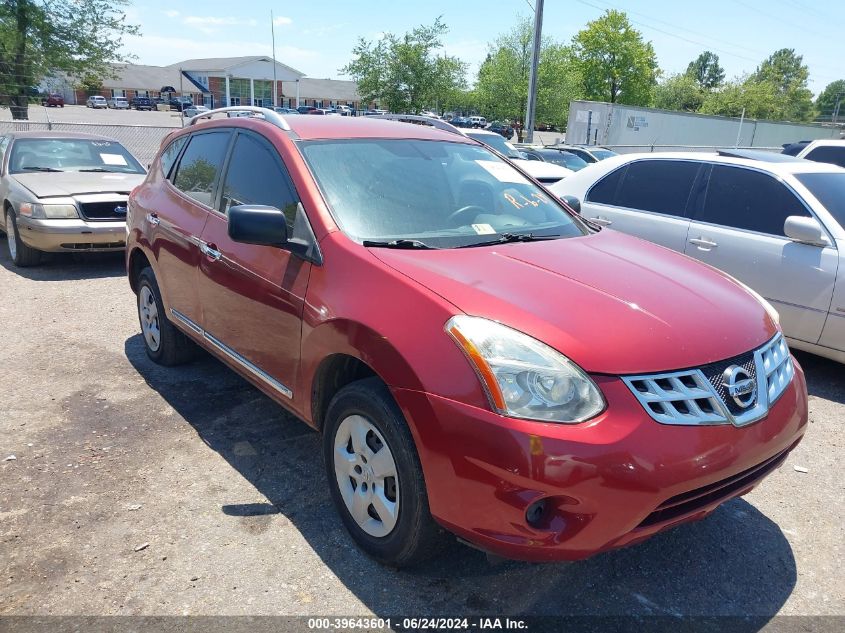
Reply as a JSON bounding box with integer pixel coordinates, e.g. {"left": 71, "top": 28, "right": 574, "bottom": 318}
{"left": 125, "top": 109, "right": 806, "bottom": 566}
{"left": 107, "top": 97, "right": 130, "bottom": 109}
{"left": 273, "top": 107, "right": 300, "bottom": 115}
{"left": 0, "top": 131, "right": 146, "bottom": 266}
{"left": 550, "top": 149, "right": 845, "bottom": 364}
{"left": 517, "top": 146, "right": 590, "bottom": 172}
{"left": 468, "top": 115, "right": 487, "bottom": 128}
{"left": 462, "top": 128, "right": 573, "bottom": 185}
{"left": 297, "top": 105, "right": 317, "bottom": 114}
{"left": 783, "top": 139, "right": 845, "bottom": 169}
{"left": 183, "top": 105, "right": 210, "bottom": 118}
{"left": 552, "top": 144, "right": 618, "bottom": 163}
{"left": 169, "top": 97, "right": 194, "bottom": 112}
{"left": 86, "top": 96, "right": 108, "bottom": 109}
{"left": 488, "top": 121, "right": 514, "bottom": 139}
{"left": 449, "top": 116, "right": 470, "bottom": 128}
{"left": 131, "top": 96, "right": 155, "bottom": 111}
{"left": 335, "top": 105, "right": 354, "bottom": 116}
{"left": 41, "top": 93, "right": 64, "bottom": 108}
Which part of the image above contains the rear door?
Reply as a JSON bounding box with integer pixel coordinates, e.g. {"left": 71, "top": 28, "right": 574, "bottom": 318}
{"left": 581, "top": 159, "right": 701, "bottom": 252}
{"left": 197, "top": 129, "right": 311, "bottom": 402}
{"left": 150, "top": 130, "right": 232, "bottom": 329}
{"left": 685, "top": 163, "right": 838, "bottom": 345}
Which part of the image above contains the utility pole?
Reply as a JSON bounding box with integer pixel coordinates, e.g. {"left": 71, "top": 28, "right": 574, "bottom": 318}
{"left": 833, "top": 92, "right": 844, "bottom": 124}
{"left": 271, "top": 10, "right": 278, "bottom": 108}
{"left": 524, "top": 0, "right": 544, "bottom": 144}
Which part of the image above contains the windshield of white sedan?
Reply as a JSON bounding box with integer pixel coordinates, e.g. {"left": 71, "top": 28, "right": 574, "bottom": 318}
{"left": 300, "top": 139, "right": 586, "bottom": 248}
{"left": 795, "top": 172, "right": 845, "bottom": 230}
{"left": 464, "top": 131, "right": 522, "bottom": 159}
{"left": 9, "top": 138, "right": 145, "bottom": 174}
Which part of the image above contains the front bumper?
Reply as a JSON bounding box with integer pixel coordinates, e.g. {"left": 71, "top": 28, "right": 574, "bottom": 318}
{"left": 393, "top": 361, "right": 807, "bottom": 562}
{"left": 17, "top": 217, "right": 126, "bottom": 252}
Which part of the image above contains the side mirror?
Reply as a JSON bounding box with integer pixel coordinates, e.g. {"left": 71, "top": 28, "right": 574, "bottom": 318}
{"left": 784, "top": 216, "right": 827, "bottom": 246}
{"left": 560, "top": 195, "right": 581, "bottom": 215}
{"left": 228, "top": 205, "right": 288, "bottom": 247}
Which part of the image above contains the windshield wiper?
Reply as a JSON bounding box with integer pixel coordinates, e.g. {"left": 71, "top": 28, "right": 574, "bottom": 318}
{"left": 21, "top": 166, "right": 63, "bottom": 172}
{"left": 362, "top": 239, "right": 437, "bottom": 249}
{"left": 79, "top": 168, "right": 116, "bottom": 172}
{"left": 457, "top": 232, "right": 562, "bottom": 248}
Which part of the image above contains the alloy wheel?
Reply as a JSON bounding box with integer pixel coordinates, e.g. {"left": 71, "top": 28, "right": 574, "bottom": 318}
{"left": 333, "top": 414, "right": 399, "bottom": 537}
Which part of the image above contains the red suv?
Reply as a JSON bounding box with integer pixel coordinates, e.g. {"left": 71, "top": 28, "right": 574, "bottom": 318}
{"left": 126, "top": 108, "right": 808, "bottom": 567}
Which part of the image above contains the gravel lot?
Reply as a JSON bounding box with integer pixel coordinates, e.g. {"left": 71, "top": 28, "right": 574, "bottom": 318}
{"left": 0, "top": 242, "right": 842, "bottom": 622}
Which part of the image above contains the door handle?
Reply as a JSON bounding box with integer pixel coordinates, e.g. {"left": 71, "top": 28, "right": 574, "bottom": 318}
{"left": 689, "top": 237, "right": 718, "bottom": 249}
{"left": 146, "top": 212, "right": 160, "bottom": 226}
{"left": 591, "top": 216, "right": 612, "bottom": 226}
{"left": 199, "top": 241, "right": 222, "bottom": 261}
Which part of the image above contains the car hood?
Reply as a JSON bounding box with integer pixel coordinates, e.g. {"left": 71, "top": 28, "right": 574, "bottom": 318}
{"left": 514, "top": 159, "right": 573, "bottom": 180}
{"left": 370, "top": 229, "right": 777, "bottom": 375}
{"left": 13, "top": 172, "right": 145, "bottom": 198}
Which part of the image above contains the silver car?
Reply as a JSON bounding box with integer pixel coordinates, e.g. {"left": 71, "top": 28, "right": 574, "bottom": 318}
{"left": 550, "top": 150, "right": 845, "bottom": 363}
{"left": 0, "top": 132, "right": 146, "bottom": 266}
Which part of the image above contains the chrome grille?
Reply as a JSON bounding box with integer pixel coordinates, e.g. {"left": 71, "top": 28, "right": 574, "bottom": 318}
{"left": 623, "top": 333, "right": 793, "bottom": 427}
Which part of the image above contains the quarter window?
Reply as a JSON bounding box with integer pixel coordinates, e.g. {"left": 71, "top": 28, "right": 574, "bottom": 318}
{"left": 161, "top": 136, "right": 188, "bottom": 178}
{"left": 219, "top": 133, "right": 299, "bottom": 227}
{"left": 614, "top": 160, "right": 701, "bottom": 216}
{"left": 697, "top": 165, "right": 810, "bottom": 236}
{"left": 171, "top": 132, "right": 231, "bottom": 207}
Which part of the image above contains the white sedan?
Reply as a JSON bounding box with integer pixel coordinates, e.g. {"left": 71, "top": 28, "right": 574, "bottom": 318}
{"left": 184, "top": 105, "right": 211, "bottom": 118}
{"left": 550, "top": 150, "right": 845, "bottom": 363}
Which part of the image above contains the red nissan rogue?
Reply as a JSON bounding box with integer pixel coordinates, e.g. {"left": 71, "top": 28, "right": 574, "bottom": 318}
{"left": 126, "top": 108, "right": 807, "bottom": 567}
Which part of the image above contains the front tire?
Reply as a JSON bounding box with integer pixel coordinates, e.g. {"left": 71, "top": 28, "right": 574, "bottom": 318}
{"left": 136, "top": 267, "right": 195, "bottom": 366}
{"left": 323, "top": 378, "right": 444, "bottom": 567}
{"left": 5, "top": 209, "right": 41, "bottom": 267}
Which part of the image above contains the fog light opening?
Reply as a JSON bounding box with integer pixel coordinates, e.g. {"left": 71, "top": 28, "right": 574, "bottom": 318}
{"left": 525, "top": 499, "right": 547, "bottom": 528}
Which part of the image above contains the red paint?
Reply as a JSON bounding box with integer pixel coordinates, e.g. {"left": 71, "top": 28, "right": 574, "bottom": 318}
{"left": 127, "top": 115, "right": 808, "bottom": 561}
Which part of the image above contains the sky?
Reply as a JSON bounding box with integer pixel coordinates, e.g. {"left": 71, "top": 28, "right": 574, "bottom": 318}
{"left": 122, "top": 0, "right": 842, "bottom": 97}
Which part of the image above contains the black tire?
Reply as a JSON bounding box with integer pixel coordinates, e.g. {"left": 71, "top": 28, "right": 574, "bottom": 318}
{"left": 323, "top": 377, "right": 445, "bottom": 567}
{"left": 136, "top": 267, "right": 196, "bottom": 366}
{"left": 5, "top": 209, "right": 41, "bottom": 267}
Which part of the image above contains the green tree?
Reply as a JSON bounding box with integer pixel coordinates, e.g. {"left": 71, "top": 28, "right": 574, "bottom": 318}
{"left": 699, "top": 76, "right": 779, "bottom": 119}
{"left": 750, "top": 48, "right": 815, "bottom": 121}
{"left": 653, "top": 73, "right": 704, "bottom": 112}
{"left": 341, "top": 18, "right": 467, "bottom": 114}
{"left": 474, "top": 18, "right": 582, "bottom": 132}
{"left": 685, "top": 51, "right": 724, "bottom": 90}
{"left": 571, "top": 9, "right": 657, "bottom": 105}
{"left": 814, "top": 79, "right": 845, "bottom": 119}
{"left": 0, "top": 0, "right": 139, "bottom": 120}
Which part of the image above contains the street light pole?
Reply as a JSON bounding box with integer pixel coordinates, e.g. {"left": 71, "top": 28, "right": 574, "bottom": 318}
{"left": 524, "top": 0, "right": 544, "bottom": 144}
{"left": 833, "top": 91, "right": 844, "bottom": 124}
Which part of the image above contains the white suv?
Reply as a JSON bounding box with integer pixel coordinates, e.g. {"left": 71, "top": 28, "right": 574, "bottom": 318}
{"left": 86, "top": 96, "right": 107, "bottom": 109}
{"left": 468, "top": 116, "right": 487, "bottom": 128}
{"left": 550, "top": 150, "right": 845, "bottom": 363}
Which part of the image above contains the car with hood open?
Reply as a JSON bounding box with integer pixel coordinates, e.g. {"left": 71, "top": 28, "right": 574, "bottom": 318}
{"left": 1, "top": 132, "right": 147, "bottom": 266}
{"left": 125, "top": 107, "right": 807, "bottom": 567}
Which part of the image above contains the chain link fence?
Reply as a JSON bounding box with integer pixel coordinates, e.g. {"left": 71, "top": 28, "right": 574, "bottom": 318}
{"left": 0, "top": 121, "right": 177, "bottom": 166}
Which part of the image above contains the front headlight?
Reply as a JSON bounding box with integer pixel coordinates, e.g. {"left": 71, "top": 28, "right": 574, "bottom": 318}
{"left": 445, "top": 315, "right": 605, "bottom": 423}
{"left": 19, "top": 203, "right": 79, "bottom": 219}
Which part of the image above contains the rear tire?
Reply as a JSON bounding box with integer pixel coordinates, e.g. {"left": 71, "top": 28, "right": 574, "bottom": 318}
{"left": 136, "top": 267, "right": 196, "bottom": 366}
{"left": 5, "top": 209, "right": 41, "bottom": 267}
{"left": 323, "top": 378, "right": 445, "bottom": 567}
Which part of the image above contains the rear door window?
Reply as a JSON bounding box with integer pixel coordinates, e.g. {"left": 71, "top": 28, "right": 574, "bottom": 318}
{"left": 586, "top": 166, "right": 626, "bottom": 204}
{"left": 613, "top": 160, "right": 701, "bottom": 216}
{"left": 171, "top": 131, "right": 232, "bottom": 207}
{"left": 696, "top": 165, "right": 810, "bottom": 236}
{"left": 804, "top": 146, "right": 845, "bottom": 169}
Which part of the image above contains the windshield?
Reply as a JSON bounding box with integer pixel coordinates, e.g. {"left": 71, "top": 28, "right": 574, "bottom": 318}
{"left": 464, "top": 131, "right": 522, "bottom": 159}
{"left": 540, "top": 150, "right": 588, "bottom": 171}
{"left": 795, "top": 172, "right": 845, "bottom": 230}
{"left": 300, "top": 139, "right": 587, "bottom": 248}
{"left": 9, "top": 138, "right": 146, "bottom": 174}
{"left": 591, "top": 149, "right": 618, "bottom": 160}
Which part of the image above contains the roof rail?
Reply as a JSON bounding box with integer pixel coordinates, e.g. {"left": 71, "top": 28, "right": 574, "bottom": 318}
{"left": 187, "top": 106, "right": 291, "bottom": 131}
{"left": 374, "top": 113, "right": 463, "bottom": 137}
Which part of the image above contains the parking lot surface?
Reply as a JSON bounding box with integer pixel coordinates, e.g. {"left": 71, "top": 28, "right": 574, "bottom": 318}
{"left": 0, "top": 244, "right": 842, "bottom": 619}
{"left": 0, "top": 105, "right": 183, "bottom": 127}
